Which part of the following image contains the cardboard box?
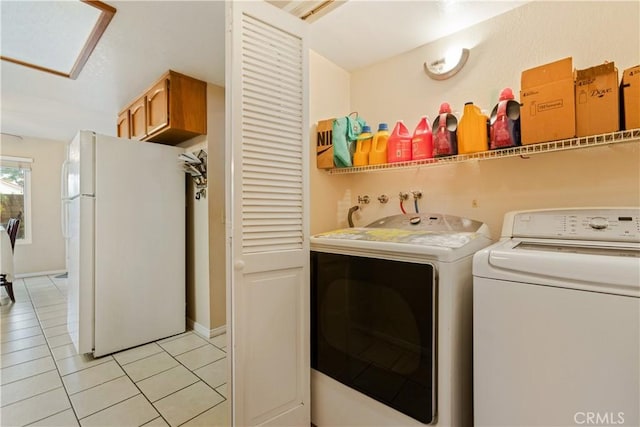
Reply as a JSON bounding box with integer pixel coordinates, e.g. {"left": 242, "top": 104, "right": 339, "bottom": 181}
{"left": 620, "top": 65, "right": 640, "bottom": 130}
{"left": 316, "top": 119, "right": 335, "bottom": 169}
{"left": 520, "top": 57, "right": 576, "bottom": 144}
{"left": 575, "top": 62, "right": 619, "bottom": 136}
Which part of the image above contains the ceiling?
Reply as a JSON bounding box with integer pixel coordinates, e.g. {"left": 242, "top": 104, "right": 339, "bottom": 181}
{"left": 0, "top": 0, "right": 527, "bottom": 143}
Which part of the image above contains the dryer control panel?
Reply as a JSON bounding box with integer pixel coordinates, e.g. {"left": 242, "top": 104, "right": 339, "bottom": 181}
{"left": 504, "top": 208, "right": 640, "bottom": 242}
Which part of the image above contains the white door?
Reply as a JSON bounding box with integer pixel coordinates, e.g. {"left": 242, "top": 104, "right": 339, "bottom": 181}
{"left": 226, "top": 1, "right": 309, "bottom": 426}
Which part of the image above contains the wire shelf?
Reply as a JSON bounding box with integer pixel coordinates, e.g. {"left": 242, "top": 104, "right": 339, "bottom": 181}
{"left": 326, "top": 128, "right": 640, "bottom": 175}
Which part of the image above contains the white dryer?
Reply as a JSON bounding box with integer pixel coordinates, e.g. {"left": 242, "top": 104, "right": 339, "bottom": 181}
{"left": 473, "top": 208, "right": 640, "bottom": 427}
{"left": 310, "top": 213, "right": 492, "bottom": 426}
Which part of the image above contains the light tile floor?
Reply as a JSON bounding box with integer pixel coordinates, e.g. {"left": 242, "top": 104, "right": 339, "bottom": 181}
{"left": 0, "top": 275, "right": 228, "bottom": 427}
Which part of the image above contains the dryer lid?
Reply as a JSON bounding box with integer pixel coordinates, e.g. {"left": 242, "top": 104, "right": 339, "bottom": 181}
{"left": 311, "top": 214, "right": 493, "bottom": 261}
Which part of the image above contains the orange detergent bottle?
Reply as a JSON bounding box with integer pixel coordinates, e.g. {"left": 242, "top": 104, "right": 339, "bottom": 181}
{"left": 387, "top": 120, "right": 412, "bottom": 163}
{"left": 369, "top": 123, "right": 390, "bottom": 165}
{"left": 353, "top": 125, "right": 373, "bottom": 166}
{"left": 432, "top": 103, "right": 458, "bottom": 157}
{"left": 457, "top": 102, "right": 489, "bottom": 154}
{"left": 411, "top": 116, "right": 433, "bottom": 161}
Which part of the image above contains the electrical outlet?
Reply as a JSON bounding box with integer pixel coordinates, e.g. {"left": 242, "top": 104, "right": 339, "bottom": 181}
{"left": 472, "top": 199, "right": 479, "bottom": 208}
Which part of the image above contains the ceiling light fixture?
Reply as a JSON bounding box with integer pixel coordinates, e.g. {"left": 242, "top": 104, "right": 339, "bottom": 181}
{"left": 424, "top": 48, "right": 470, "bottom": 81}
{"left": 0, "top": 1, "right": 116, "bottom": 80}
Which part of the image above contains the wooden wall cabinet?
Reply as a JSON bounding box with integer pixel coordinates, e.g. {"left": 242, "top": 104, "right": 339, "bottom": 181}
{"left": 117, "top": 70, "right": 207, "bottom": 145}
{"left": 129, "top": 97, "right": 147, "bottom": 140}
{"left": 117, "top": 110, "right": 130, "bottom": 139}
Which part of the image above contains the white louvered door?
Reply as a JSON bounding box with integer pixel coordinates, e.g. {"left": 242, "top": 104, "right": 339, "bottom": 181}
{"left": 226, "top": 2, "right": 309, "bottom": 426}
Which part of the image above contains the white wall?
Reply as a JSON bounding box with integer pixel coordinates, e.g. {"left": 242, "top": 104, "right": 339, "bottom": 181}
{"left": 311, "top": 1, "right": 640, "bottom": 238}
{"left": 0, "top": 136, "right": 66, "bottom": 274}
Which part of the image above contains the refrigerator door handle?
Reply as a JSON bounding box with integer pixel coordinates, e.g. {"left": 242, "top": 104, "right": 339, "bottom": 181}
{"left": 61, "top": 160, "right": 70, "bottom": 239}
{"left": 61, "top": 199, "right": 70, "bottom": 239}
{"left": 61, "top": 160, "right": 70, "bottom": 200}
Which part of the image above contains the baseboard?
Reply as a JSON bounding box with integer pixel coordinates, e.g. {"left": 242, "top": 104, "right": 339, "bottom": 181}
{"left": 187, "top": 318, "right": 226, "bottom": 339}
{"left": 210, "top": 324, "right": 226, "bottom": 337}
{"left": 14, "top": 270, "right": 66, "bottom": 279}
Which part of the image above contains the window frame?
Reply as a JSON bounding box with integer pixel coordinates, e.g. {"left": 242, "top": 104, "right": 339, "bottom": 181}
{"left": 0, "top": 156, "right": 33, "bottom": 245}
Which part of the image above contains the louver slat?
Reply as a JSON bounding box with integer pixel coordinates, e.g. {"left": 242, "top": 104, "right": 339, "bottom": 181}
{"left": 241, "top": 14, "right": 303, "bottom": 254}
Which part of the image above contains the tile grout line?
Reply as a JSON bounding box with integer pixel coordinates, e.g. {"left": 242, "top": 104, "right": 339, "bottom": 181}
{"left": 175, "top": 389, "right": 228, "bottom": 427}
{"left": 112, "top": 333, "right": 226, "bottom": 426}
{"left": 0, "top": 344, "right": 50, "bottom": 368}
{"left": 2, "top": 282, "right": 40, "bottom": 363}
{"left": 76, "top": 393, "right": 148, "bottom": 423}
{"left": 57, "top": 355, "right": 114, "bottom": 377}
{"left": 0, "top": 365, "right": 57, "bottom": 387}
{"left": 23, "top": 276, "right": 81, "bottom": 425}
{"left": 7, "top": 276, "right": 228, "bottom": 427}
{"left": 0, "top": 337, "right": 47, "bottom": 355}
{"left": 110, "top": 353, "right": 171, "bottom": 426}
{"left": 22, "top": 406, "right": 72, "bottom": 427}
{"left": 65, "top": 373, "right": 127, "bottom": 397}
{"left": 1, "top": 384, "right": 65, "bottom": 410}
{"left": 150, "top": 340, "right": 228, "bottom": 425}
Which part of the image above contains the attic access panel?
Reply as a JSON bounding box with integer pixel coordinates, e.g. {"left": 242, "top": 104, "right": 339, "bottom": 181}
{"left": 0, "top": 0, "right": 115, "bottom": 80}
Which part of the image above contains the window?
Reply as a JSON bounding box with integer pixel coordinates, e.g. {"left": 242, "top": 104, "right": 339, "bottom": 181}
{"left": 0, "top": 1, "right": 116, "bottom": 80}
{"left": 0, "top": 156, "right": 32, "bottom": 244}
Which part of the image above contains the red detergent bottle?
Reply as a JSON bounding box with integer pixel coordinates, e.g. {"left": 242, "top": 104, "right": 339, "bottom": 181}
{"left": 411, "top": 116, "right": 433, "bottom": 161}
{"left": 387, "top": 120, "right": 412, "bottom": 163}
{"left": 489, "top": 88, "right": 521, "bottom": 149}
{"left": 432, "top": 103, "right": 458, "bottom": 157}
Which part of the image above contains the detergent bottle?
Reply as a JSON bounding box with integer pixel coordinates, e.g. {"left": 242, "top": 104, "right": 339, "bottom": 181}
{"left": 369, "top": 123, "right": 390, "bottom": 165}
{"left": 457, "top": 102, "right": 489, "bottom": 154}
{"left": 411, "top": 116, "right": 433, "bottom": 161}
{"left": 432, "top": 103, "right": 458, "bottom": 157}
{"left": 353, "top": 125, "right": 373, "bottom": 166}
{"left": 489, "top": 88, "right": 521, "bottom": 149}
{"left": 387, "top": 120, "right": 412, "bottom": 163}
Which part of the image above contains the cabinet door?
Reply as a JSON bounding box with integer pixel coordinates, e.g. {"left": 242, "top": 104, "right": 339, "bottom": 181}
{"left": 146, "top": 79, "right": 169, "bottom": 136}
{"left": 117, "top": 110, "right": 130, "bottom": 139}
{"left": 130, "top": 98, "right": 147, "bottom": 140}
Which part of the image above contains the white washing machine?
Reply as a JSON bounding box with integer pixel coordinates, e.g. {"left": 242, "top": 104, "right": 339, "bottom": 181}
{"left": 310, "top": 213, "right": 492, "bottom": 426}
{"left": 473, "top": 207, "right": 640, "bottom": 427}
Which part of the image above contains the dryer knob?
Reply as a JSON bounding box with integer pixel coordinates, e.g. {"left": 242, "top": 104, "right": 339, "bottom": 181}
{"left": 589, "top": 217, "right": 608, "bottom": 230}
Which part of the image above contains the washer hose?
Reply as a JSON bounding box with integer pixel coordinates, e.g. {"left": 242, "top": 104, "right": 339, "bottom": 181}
{"left": 347, "top": 205, "right": 359, "bottom": 228}
{"left": 400, "top": 199, "right": 407, "bottom": 214}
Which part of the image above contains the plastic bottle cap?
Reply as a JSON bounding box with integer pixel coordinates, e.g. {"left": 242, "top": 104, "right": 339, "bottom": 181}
{"left": 499, "top": 87, "right": 515, "bottom": 101}
{"left": 439, "top": 103, "right": 452, "bottom": 114}
{"left": 378, "top": 123, "right": 389, "bottom": 131}
{"left": 464, "top": 101, "right": 474, "bottom": 105}
{"left": 362, "top": 125, "right": 371, "bottom": 133}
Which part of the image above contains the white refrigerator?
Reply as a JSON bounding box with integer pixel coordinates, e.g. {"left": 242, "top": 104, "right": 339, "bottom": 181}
{"left": 61, "top": 131, "right": 185, "bottom": 357}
